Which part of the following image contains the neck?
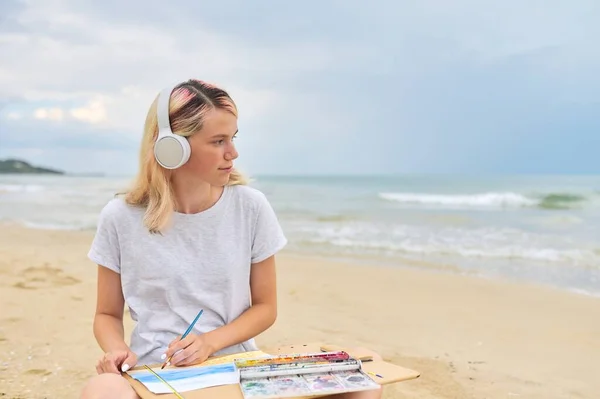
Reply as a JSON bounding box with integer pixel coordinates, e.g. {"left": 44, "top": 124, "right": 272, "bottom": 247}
{"left": 170, "top": 174, "right": 223, "bottom": 214}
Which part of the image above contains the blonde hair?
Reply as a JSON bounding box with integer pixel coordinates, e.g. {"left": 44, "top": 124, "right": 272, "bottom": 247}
{"left": 123, "top": 79, "right": 247, "bottom": 234}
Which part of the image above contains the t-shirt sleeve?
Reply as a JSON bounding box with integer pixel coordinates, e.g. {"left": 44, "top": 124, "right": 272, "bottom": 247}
{"left": 251, "top": 192, "right": 288, "bottom": 264}
{"left": 88, "top": 200, "right": 122, "bottom": 274}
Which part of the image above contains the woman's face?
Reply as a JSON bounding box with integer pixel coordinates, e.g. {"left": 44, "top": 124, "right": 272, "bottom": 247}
{"left": 179, "top": 107, "right": 239, "bottom": 186}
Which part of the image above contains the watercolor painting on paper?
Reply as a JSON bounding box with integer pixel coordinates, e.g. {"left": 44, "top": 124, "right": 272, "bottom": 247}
{"left": 128, "top": 363, "right": 239, "bottom": 394}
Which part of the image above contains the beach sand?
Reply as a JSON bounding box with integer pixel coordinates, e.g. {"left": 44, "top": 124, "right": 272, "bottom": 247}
{"left": 0, "top": 225, "right": 598, "bottom": 399}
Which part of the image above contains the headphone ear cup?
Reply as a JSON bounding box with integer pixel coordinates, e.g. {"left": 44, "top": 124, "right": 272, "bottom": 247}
{"left": 154, "top": 134, "right": 191, "bottom": 169}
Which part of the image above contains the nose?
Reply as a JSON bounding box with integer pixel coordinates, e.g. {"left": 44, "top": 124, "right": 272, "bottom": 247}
{"left": 225, "top": 142, "right": 238, "bottom": 161}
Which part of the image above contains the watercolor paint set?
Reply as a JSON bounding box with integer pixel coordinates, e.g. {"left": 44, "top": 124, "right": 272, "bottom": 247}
{"left": 235, "top": 351, "right": 380, "bottom": 398}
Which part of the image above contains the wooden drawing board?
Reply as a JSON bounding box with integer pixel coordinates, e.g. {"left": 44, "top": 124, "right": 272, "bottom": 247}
{"left": 124, "top": 342, "right": 420, "bottom": 399}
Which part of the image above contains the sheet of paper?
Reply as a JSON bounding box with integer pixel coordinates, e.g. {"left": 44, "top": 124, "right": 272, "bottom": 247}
{"left": 128, "top": 363, "right": 240, "bottom": 394}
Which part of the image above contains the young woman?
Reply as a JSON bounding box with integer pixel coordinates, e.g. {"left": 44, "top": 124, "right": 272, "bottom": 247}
{"left": 79, "top": 79, "right": 382, "bottom": 399}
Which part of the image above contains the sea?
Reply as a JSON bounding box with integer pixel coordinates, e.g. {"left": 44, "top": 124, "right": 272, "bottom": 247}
{"left": 1, "top": 173, "right": 599, "bottom": 297}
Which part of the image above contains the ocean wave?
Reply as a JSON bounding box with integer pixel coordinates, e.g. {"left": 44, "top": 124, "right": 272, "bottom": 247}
{"left": 319, "top": 238, "right": 598, "bottom": 265}
{"left": 316, "top": 214, "right": 355, "bottom": 222}
{"left": 294, "top": 222, "right": 600, "bottom": 266}
{"left": 379, "top": 191, "right": 590, "bottom": 210}
{"left": 537, "top": 193, "right": 587, "bottom": 209}
{"left": 22, "top": 220, "right": 93, "bottom": 231}
{"left": 0, "top": 184, "right": 45, "bottom": 193}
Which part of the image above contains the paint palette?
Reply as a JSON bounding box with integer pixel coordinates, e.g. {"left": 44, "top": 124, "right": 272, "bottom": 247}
{"left": 236, "top": 351, "right": 380, "bottom": 399}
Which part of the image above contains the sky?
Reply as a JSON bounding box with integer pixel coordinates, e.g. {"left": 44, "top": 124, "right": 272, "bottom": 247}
{"left": 0, "top": 0, "right": 599, "bottom": 176}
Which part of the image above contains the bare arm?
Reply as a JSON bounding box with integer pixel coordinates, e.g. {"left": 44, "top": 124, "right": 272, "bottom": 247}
{"left": 204, "top": 255, "right": 278, "bottom": 353}
{"left": 93, "top": 265, "right": 131, "bottom": 353}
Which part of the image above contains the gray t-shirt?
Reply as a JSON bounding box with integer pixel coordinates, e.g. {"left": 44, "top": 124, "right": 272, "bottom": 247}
{"left": 88, "top": 184, "right": 287, "bottom": 365}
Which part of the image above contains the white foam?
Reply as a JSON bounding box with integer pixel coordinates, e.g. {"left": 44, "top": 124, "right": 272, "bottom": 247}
{"left": 0, "top": 184, "right": 45, "bottom": 193}
{"left": 379, "top": 192, "right": 537, "bottom": 208}
{"left": 21, "top": 220, "right": 90, "bottom": 231}
{"left": 301, "top": 222, "right": 600, "bottom": 267}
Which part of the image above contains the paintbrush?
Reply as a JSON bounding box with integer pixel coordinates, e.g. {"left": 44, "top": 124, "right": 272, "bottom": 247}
{"left": 161, "top": 309, "right": 204, "bottom": 369}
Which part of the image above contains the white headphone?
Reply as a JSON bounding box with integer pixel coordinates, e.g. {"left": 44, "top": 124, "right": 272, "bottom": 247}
{"left": 153, "top": 85, "right": 192, "bottom": 169}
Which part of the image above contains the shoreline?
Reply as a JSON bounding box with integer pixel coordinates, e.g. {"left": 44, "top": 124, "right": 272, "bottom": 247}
{"left": 5, "top": 220, "right": 599, "bottom": 300}
{"left": 1, "top": 225, "right": 599, "bottom": 398}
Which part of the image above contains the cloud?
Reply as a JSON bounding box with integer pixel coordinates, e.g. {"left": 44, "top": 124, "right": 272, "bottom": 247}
{"left": 0, "top": 0, "right": 364, "bottom": 172}
{"left": 34, "top": 107, "right": 64, "bottom": 121}
{"left": 69, "top": 99, "right": 107, "bottom": 124}
{"left": 23, "top": 97, "right": 108, "bottom": 125}
{"left": 6, "top": 111, "right": 22, "bottom": 120}
{"left": 0, "top": 0, "right": 325, "bottom": 134}
{"left": 1, "top": 0, "right": 599, "bottom": 175}
{"left": 0, "top": 0, "right": 342, "bottom": 97}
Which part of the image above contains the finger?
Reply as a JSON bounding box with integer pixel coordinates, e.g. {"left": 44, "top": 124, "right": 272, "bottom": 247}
{"left": 171, "top": 346, "right": 199, "bottom": 366}
{"left": 171, "top": 339, "right": 201, "bottom": 366}
{"left": 98, "top": 358, "right": 109, "bottom": 374}
{"left": 168, "top": 335, "right": 183, "bottom": 348}
{"left": 179, "top": 346, "right": 210, "bottom": 367}
{"left": 98, "top": 361, "right": 108, "bottom": 374}
{"left": 166, "top": 336, "right": 194, "bottom": 358}
{"left": 106, "top": 361, "right": 119, "bottom": 374}
{"left": 121, "top": 353, "right": 137, "bottom": 372}
{"left": 104, "top": 357, "right": 121, "bottom": 374}
{"left": 163, "top": 348, "right": 183, "bottom": 366}
{"left": 177, "top": 351, "right": 206, "bottom": 367}
{"left": 165, "top": 337, "right": 183, "bottom": 357}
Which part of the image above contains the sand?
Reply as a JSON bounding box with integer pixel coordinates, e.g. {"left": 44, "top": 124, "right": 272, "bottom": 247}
{"left": 0, "top": 224, "right": 598, "bottom": 399}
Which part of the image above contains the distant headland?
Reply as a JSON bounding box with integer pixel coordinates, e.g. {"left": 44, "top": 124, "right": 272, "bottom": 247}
{"left": 0, "top": 159, "right": 64, "bottom": 174}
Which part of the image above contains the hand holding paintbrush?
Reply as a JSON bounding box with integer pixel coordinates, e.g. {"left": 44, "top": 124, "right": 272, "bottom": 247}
{"left": 160, "top": 309, "right": 204, "bottom": 369}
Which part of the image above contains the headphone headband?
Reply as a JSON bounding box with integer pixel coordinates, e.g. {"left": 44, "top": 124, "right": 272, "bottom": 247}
{"left": 156, "top": 85, "right": 176, "bottom": 137}
{"left": 153, "top": 84, "right": 191, "bottom": 169}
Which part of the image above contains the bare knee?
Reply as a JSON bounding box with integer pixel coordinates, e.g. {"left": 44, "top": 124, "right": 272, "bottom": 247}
{"left": 357, "top": 384, "right": 383, "bottom": 399}
{"left": 322, "top": 385, "right": 383, "bottom": 399}
{"left": 80, "top": 373, "right": 139, "bottom": 399}
{"left": 346, "top": 385, "right": 383, "bottom": 399}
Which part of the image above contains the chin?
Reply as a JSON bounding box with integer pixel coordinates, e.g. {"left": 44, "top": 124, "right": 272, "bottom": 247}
{"left": 211, "top": 176, "right": 231, "bottom": 187}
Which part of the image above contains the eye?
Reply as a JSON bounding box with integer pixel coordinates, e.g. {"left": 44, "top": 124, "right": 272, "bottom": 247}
{"left": 213, "top": 134, "right": 237, "bottom": 145}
